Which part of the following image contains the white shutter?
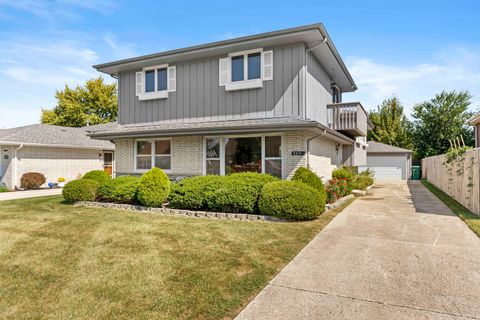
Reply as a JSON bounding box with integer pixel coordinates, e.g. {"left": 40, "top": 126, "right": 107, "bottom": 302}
{"left": 135, "top": 71, "right": 143, "bottom": 96}
{"left": 262, "top": 50, "right": 273, "bottom": 81}
{"left": 167, "top": 66, "right": 176, "bottom": 92}
{"left": 219, "top": 58, "right": 229, "bottom": 86}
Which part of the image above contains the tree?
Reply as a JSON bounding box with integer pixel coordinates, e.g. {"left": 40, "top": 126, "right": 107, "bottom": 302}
{"left": 412, "top": 90, "right": 474, "bottom": 159}
{"left": 367, "top": 96, "right": 413, "bottom": 149}
{"left": 41, "top": 77, "right": 117, "bottom": 127}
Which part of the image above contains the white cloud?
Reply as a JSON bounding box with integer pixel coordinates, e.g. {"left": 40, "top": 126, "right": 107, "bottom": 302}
{"left": 346, "top": 47, "right": 480, "bottom": 115}
{"left": 103, "top": 34, "right": 137, "bottom": 60}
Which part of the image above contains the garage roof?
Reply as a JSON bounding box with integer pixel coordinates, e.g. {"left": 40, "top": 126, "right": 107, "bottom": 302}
{"left": 367, "top": 141, "right": 413, "bottom": 154}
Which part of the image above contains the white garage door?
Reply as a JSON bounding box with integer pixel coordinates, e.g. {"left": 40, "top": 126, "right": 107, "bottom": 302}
{"left": 359, "top": 154, "right": 409, "bottom": 180}
{"left": 359, "top": 166, "right": 402, "bottom": 180}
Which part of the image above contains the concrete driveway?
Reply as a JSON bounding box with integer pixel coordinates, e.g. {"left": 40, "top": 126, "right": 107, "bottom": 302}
{"left": 0, "top": 188, "right": 62, "bottom": 201}
{"left": 236, "top": 181, "right": 480, "bottom": 320}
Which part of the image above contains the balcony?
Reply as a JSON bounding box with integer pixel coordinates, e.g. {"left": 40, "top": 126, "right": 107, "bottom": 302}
{"left": 327, "top": 102, "right": 370, "bottom": 137}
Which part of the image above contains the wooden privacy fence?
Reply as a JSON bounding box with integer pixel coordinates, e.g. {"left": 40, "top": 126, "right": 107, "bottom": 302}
{"left": 422, "top": 148, "right": 480, "bottom": 215}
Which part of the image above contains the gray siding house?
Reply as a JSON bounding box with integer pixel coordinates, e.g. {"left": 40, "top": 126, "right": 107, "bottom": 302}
{"left": 90, "top": 24, "right": 371, "bottom": 181}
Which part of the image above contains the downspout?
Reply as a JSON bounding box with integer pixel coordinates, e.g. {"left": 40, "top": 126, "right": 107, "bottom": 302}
{"left": 13, "top": 144, "right": 24, "bottom": 190}
{"left": 306, "top": 129, "right": 327, "bottom": 170}
{"left": 304, "top": 37, "right": 328, "bottom": 119}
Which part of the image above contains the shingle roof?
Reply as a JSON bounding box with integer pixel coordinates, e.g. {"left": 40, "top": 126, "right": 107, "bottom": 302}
{"left": 367, "top": 141, "right": 413, "bottom": 154}
{"left": 88, "top": 117, "right": 354, "bottom": 143}
{"left": 0, "top": 124, "right": 114, "bottom": 149}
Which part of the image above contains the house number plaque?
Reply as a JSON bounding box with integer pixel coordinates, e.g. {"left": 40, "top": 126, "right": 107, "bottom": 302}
{"left": 291, "top": 151, "right": 306, "bottom": 156}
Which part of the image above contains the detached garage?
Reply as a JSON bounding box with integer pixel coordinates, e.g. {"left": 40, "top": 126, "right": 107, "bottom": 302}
{"left": 359, "top": 141, "right": 413, "bottom": 180}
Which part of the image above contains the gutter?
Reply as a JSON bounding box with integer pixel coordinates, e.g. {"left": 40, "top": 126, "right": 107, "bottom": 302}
{"left": 0, "top": 141, "right": 114, "bottom": 151}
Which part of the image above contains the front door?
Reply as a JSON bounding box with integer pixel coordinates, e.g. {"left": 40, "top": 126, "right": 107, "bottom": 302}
{"left": 103, "top": 151, "right": 114, "bottom": 177}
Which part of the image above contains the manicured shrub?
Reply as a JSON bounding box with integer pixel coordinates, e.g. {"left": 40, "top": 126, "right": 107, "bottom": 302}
{"left": 136, "top": 168, "right": 170, "bottom": 207}
{"left": 292, "top": 167, "right": 327, "bottom": 205}
{"left": 259, "top": 181, "right": 324, "bottom": 221}
{"left": 0, "top": 185, "right": 8, "bottom": 192}
{"left": 98, "top": 176, "right": 140, "bottom": 203}
{"left": 352, "top": 175, "right": 374, "bottom": 190}
{"left": 82, "top": 170, "right": 111, "bottom": 185}
{"left": 20, "top": 172, "right": 46, "bottom": 189}
{"left": 169, "top": 175, "right": 224, "bottom": 210}
{"left": 326, "top": 178, "right": 348, "bottom": 203}
{"left": 206, "top": 172, "right": 278, "bottom": 213}
{"left": 332, "top": 167, "right": 355, "bottom": 193}
{"left": 62, "top": 179, "right": 99, "bottom": 203}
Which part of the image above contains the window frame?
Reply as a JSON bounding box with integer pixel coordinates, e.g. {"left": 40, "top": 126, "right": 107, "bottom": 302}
{"left": 140, "top": 64, "right": 169, "bottom": 100}
{"left": 202, "top": 133, "right": 283, "bottom": 178}
{"left": 226, "top": 48, "right": 264, "bottom": 91}
{"left": 134, "top": 138, "right": 172, "bottom": 173}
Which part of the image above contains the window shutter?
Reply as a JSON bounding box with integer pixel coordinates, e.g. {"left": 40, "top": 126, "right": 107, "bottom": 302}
{"left": 135, "top": 71, "right": 143, "bottom": 96}
{"left": 262, "top": 51, "right": 273, "bottom": 81}
{"left": 219, "top": 58, "right": 229, "bottom": 86}
{"left": 167, "top": 66, "right": 176, "bottom": 92}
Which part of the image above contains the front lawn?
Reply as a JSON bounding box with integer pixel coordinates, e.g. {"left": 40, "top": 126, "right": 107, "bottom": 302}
{"left": 0, "top": 196, "right": 351, "bottom": 319}
{"left": 422, "top": 180, "right": 480, "bottom": 237}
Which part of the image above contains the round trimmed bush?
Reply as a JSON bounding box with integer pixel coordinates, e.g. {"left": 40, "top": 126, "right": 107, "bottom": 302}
{"left": 206, "top": 172, "right": 279, "bottom": 213}
{"left": 259, "top": 181, "right": 324, "bottom": 221}
{"left": 292, "top": 167, "right": 326, "bottom": 205}
{"left": 20, "top": 172, "right": 46, "bottom": 189}
{"left": 98, "top": 176, "right": 140, "bottom": 203}
{"left": 82, "top": 170, "right": 111, "bottom": 185}
{"left": 169, "top": 175, "right": 224, "bottom": 210}
{"left": 62, "top": 179, "right": 99, "bottom": 203}
{"left": 136, "top": 168, "right": 170, "bottom": 207}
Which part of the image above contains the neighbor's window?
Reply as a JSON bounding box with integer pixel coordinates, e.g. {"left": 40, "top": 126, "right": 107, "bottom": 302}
{"left": 231, "top": 51, "right": 261, "bottom": 82}
{"left": 136, "top": 140, "right": 171, "bottom": 171}
{"left": 145, "top": 67, "right": 168, "bottom": 92}
{"left": 265, "top": 136, "right": 282, "bottom": 178}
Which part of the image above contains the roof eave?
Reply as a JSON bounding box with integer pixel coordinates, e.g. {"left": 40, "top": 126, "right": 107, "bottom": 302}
{"left": 0, "top": 141, "right": 114, "bottom": 150}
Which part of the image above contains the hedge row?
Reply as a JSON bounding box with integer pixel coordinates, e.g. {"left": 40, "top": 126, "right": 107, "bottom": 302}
{"left": 63, "top": 167, "right": 329, "bottom": 221}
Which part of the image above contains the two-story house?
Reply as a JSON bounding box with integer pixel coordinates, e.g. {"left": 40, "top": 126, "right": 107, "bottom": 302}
{"left": 90, "top": 23, "right": 372, "bottom": 181}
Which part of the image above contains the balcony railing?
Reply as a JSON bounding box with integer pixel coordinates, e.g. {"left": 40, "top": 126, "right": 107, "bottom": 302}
{"left": 327, "top": 102, "right": 369, "bottom": 137}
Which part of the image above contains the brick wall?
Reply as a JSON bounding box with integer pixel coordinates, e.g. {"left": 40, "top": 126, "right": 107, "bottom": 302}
{"left": 14, "top": 146, "right": 106, "bottom": 188}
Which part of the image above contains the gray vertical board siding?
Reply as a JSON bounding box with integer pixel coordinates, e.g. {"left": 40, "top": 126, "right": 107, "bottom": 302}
{"left": 306, "top": 53, "right": 333, "bottom": 126}
{"left": 118, "top": 43, "right": 305, "bottom": 125}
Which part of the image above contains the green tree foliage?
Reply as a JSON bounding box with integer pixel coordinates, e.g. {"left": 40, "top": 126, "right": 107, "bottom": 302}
{"left": 41, "top": 77, "right": 117, "bottom": 127}
{"left": 367, "top": 96, "right": 413, "bottom": 149}
{"left": 412, "top": 91, "right": 475, "bottom": 159}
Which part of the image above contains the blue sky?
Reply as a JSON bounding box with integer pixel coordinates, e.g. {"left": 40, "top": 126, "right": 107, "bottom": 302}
{"left": 0, "top": 0, "right": 479, "bottom": 128}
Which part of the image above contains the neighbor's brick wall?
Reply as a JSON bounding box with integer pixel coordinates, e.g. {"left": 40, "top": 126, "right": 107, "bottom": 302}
{"left": 0, "top": 145, "right": 15, "bottom": 189}
{"left": 15, "top": 146, "right": 105, "bottom": 187}
{"left": 115, "top": 136, "right": 203, "bottom": 175}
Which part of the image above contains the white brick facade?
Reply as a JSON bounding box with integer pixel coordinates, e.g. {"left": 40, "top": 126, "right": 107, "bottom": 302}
{"left": 115, "top": 131, "right": 343, "bottom": 181}
{"left": 1, "top": 145, "right": 109, "bottom": 189}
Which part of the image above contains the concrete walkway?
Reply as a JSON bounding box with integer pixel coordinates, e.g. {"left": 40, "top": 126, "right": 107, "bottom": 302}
{"left": 0, "top": 188, "right": 62, "bottom": 201}
{"left": 236, "top": 181, "right": 480, "bottom": 320}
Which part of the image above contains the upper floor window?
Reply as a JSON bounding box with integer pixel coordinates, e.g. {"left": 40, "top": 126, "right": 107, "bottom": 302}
{"left": 136, "top": 65, "right": 176, "bottom": 101}
{"left": 219, "top": 49, "right": 273, "bottom": 91}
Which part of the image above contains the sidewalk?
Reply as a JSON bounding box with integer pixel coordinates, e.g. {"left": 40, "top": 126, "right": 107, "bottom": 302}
{"left": 0, "top": 188, "right": 62, "bottom": 201}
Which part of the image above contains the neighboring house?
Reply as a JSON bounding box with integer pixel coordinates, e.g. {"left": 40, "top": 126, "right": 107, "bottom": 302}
{"left": 359, "top": 141, "right": 413, "bottom": 180}
{"left": 0, "top": 123, "right": 115, "bottom": 190}
{"left": 469, "top": 113, "right": 480, "bottom": 148}
{"left": 89, "top": 23, "right": 372, "bottom": 181}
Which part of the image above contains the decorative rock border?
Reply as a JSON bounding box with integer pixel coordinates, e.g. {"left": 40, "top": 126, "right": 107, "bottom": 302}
{"left": 74, "top": 201, "right": 287, "bottom": 222}
{"left": 75, "top": 189, "right": 361, "bottom": 222}
{"left": 325, "top": 194, "right": 355, "bottom": 211}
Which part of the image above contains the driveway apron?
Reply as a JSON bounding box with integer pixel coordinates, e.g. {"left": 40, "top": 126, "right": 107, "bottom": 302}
{"left": 236, "top": 181, "right": 480, "bottom": 320}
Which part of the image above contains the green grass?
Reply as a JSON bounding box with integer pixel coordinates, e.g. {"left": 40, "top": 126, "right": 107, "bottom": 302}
{"left": 0, "top": 196, "right": 352, "bottom": 319}
{"left": 422, "top": 180, "right": 480, "bottom": 237}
